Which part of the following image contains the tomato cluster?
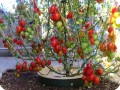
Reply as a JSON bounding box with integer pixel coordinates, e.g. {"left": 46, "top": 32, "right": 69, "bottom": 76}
{"left": 16, "top": 57, "right": 51, "bottom": 76}
{"left": 110, "top": 6, "right": 120, "bottom": 28}
{"left": 31, "top": 42, "right": 44, "bottom": 54}
{"left": 99, "top": 25, "right": 117, "bottom": 61}
{"left": 16, "top": 20, "right": 26, "bottom": 35}
{"left": 82, "top": 63, "right": 103, "bottom": 86}
{"left": 13, "top": 38, "right": 23, "bottom": 46}
{"left": 50, "top": 36, "right": 67, "bottom": 57}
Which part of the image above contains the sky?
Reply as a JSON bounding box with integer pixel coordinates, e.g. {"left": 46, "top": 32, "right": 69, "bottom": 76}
{"left": 0, "top": 0, "right": 120, "bottom": 13}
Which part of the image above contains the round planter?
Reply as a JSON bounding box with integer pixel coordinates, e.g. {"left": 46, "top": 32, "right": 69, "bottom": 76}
{"left": 38, "top": 66, "right": 84, "bottom": 87}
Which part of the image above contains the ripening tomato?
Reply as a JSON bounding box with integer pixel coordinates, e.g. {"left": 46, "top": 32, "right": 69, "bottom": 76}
{"left": 99, "top": 43, "right": 106, "bottom": 52}
{"left": 53, "top": 12, "right": 60, "bottom": 21}
{"left": 77, "top": 47, "right": 82, "bottom": 54}
{"left": 110, "top": 16, "right": 115, "bottom": 23}
{"left": 19, "top": 20, "right": 26, "bottom": 27}
{"left": 108, "top": 31, "right": 114, "bottom": 38}
{"left": 67, "top": 12, "right": 73, "bottom": 19}
{"left": 107, "top": 42, "right": 114, "bottom": 51}
{"left": 58, "top": 50, "right": 63, "bottom": 56}
{"left": 49, "top": 5, "right": 57, "bottom": 14}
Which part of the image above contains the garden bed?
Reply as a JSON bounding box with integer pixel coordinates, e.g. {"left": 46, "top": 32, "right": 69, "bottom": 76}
{"left": 0, "top": 69, "right": 119, "bottom": 90}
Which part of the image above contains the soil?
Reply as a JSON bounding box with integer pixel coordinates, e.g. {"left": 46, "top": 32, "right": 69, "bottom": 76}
{"left": 0, "top": 69, "right": 119, "bottom": 90}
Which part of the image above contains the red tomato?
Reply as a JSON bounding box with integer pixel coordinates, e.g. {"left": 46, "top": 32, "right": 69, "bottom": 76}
{"left": 0, "top": 18, "right": 3, "bottom": 23}
{"left": 108, "top": 26, "right": 114, "bottom": 33}
{"left": 90, "top": 38, "right": 95, "bottom": 45}
{"left": 47, "top": 60, "right": 51, "bottom": 65}
{"left": 55, "top": 44, "right": 61, "bottom": 51}
{"left": 93, "top": 76, "right": 100, "bottom": 85}
{"left": 88, "top": 74, "right": 95, "bottom": 81}
{"left": 67, "top": 12, "right": 73, "bottom": 19}
{"left": 96, "top": 68, "right": 103, "bottom": 75}
{"left": 87, "top": 63, "right": 92, "bottom": 68}
{"left": 86, "top": 68, "right": 93, "bottom": 75}
{"left": 58, "top": 58, "right": 62, "bottom": 63}
{"left": 84, "top": 21, "right": 92, "bottom": 29}
{"left": 62, "top": 47, "right": 67, "bottom": 54}
{"left": 82, "top": 75, "right": 86, "bottom": 80}
{"left": 16, "top": 26, "right": 23, "bottom": 34}
{"left": 113, "top": 44, "right": 117, "bottom": 52}
{"left": 13, "top": 38, "right": 18, "bottom": 43}
{"left": 53, "top": 12, "right": 60, "bottom": 21}
{"left": 51, "top": 39, "right": 58, "bottom": 47}
{"left": 96, "top": 0, "right": 103, "bottom": 3}
{"left": 49, "top": 5, "right": 57, "bottom": 14}
{"left": 22, "top": 61, "right": 27, "bottom": 68}
{"left": 41, "top": 60, "right": 46, "bottom": 68}
{"left": 35, "top": 57, "right": 41, "bottom": 65}
{"left": 16, "top": 63, "right": 21, "bottom": 70}
{"left": 111, "top": 6, "right": 117, "bottom": 14}
{"left": 30, "top": 62, "right": 36, "bottom": 68}
{"left": 50, "top": 36, "right": 56, "bottom": 41}
{"left": 19, "top": 20, "right": 26, "bottom": 27}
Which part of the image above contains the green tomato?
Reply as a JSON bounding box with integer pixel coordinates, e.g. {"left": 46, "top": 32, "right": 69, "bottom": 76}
{"left": 31, "top": 31, "right": 35, "bottom": 35}
{"left": 81, "top": 43, "right": 88, "bottom": 49}
{"left": 95, "top": 40, "right": 99, "bottom": 45}
{"left": 1, "top": 25, "right": 7, "bottom": 30}
{"left": 93, "top": 34, "right": 97, "bottom": 40}
{"left": 26, "top": 27, "right": 32, "bottom": 32}
{"left": 20, "top": 31, "right": 24, "bottom": 36}
{"left": 88, "top": 46, "right": 93, "bottom": 52}
{"left": 83, "top": 48, "right": 88, "bottom": 54}
{"left": 35, "top": 13, "right": 39, "bottom": 18}
{"left": 107, "top": 58, "right": 112, "bottom": 62}
{"left": 66, "top": 41, "right": 71, "bottom": 48}
{"left": 29, "top": 35, "right": 33, "bottom": 39}
{"left": 108, "top": 52, "right": 115, "bottom": 59}
{"left": 56, "top": 21, "right": 63, "bottom": 28}
{"left": 25, "top": 32, "right": 29, "bottom": 37}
